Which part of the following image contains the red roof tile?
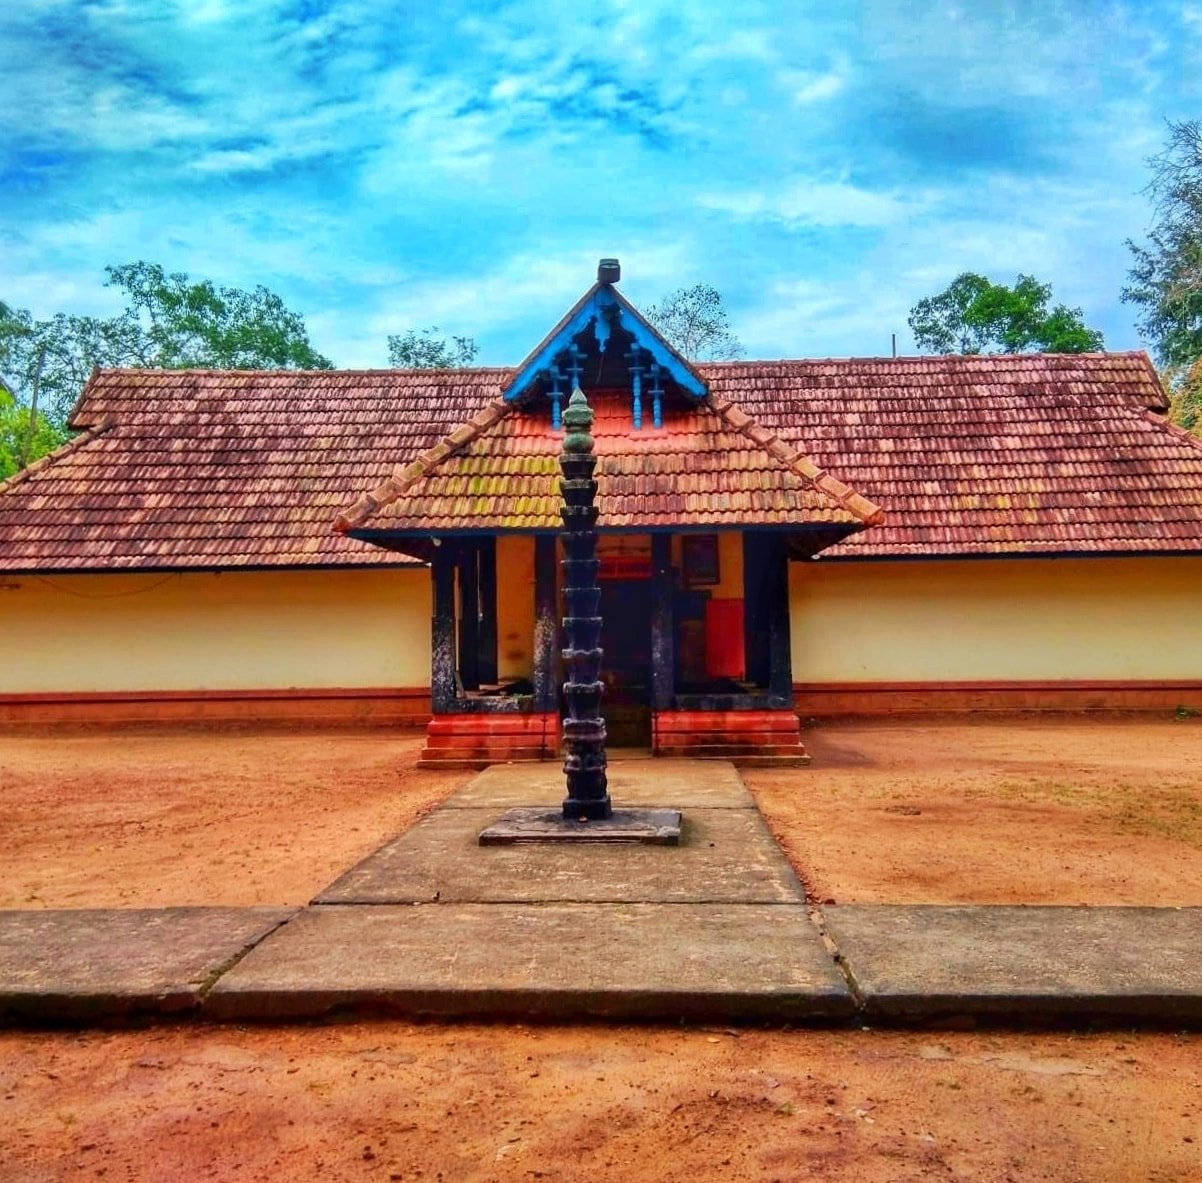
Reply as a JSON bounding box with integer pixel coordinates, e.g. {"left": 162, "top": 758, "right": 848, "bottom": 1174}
{"left": 703, "top": 353, "right": 1200, "bottom": 556}
{"left": 0, "top": 368, "right": 509, "bottom": 570}
{"left": 0, "top": 352, "right": 1198, "bottom": 571}
{"left": 335, "top": 390, "right": 882, "bottom": 534}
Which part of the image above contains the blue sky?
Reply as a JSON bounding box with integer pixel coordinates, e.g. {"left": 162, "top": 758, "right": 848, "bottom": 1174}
{"left": 2, "top": 0, "right": 1198, "bottom": 366}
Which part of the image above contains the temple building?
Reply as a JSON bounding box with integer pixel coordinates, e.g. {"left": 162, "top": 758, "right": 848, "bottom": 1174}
{"left": 2, "top": 260, "right": 1201, "bottom": 764}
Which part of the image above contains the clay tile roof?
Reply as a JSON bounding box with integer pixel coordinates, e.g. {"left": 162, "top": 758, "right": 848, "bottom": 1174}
{"left": 0, "top": 368, "right": 509, "bottom": 571}
{"left": 0, "top": 350, "right": 1199, "bottom": 572}
{"left": 698, "top": 352, "right": 1202, "bottom": 557}
{"left": 336, "top": 391, "right": 882, "bottom": 534}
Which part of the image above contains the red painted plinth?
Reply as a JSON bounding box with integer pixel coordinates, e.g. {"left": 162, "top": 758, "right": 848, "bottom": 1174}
{"left": 419, "top": 711, "right": 559, "bottom": 770}
{"left": 652, "top": 709, "right": 810, "bottom": 766}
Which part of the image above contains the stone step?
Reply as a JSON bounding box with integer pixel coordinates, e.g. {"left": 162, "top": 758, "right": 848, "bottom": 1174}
{"left": 655, "top": 742, "right": 808, "bottom": 758}
{"left": 653, "top": 708, "right": 802, "bottom": 731}
{"left": 425, "top": 714, "right": 558, "bottom": 737}
{"left": 655, "top": 751, "right": 811, "bottom": 768}
{"left": 421, "top": 734, "right": 557, "bottom": 753}
{"left": 418, "top": 746, "right": 555, "bottom": 770}
{"left": 725, "top": 754, "right": 812, "bottom": 768}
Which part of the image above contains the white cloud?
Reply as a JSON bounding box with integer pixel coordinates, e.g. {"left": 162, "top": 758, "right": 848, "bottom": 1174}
{"left": 347, "top": 239, "right": 693, "bottom": 362}
{"left": 740, "top": 277, "right": 906, "bottom": 360}
{"left": 688, "top": 27, "right": 778, "bottom": 66}
{"left": 173, "top": 0, "right": 236, "bottom": 25}
{"left": 0, "top": 0, "right": 1179, "bottom": 372}
{"left": 778, "top": 59, "right": 849, "bottom": 105}
{"left": 700, "top": 179, "right": 921, "bottom": 229}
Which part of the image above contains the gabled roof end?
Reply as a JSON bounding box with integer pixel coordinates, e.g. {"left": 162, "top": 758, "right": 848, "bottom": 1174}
{"left": 503, "top": 265, "right": 708, "bottom": 406}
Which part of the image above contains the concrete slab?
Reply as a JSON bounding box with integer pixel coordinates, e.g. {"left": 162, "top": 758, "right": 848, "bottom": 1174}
{"left": 446, "top": 759, "right": 753, "bottom": 810}
{"left": 822, "top": 905, "right": 1202, "bottom": 1026}
{"left": 478, "top": 807, "right": 682, "bottom": 845}
{"left": 317, "top": 806, "right": 804, "bottom": 905}
{"left": 207, "top": 902, "right": 853, "bottom": 1023}
{"left": 0, "top": 908, "right": 294, "bottom": 1023}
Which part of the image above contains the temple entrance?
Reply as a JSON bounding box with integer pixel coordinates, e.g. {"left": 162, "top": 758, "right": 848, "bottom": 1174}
{"left": 598, "top": 576, "right": 653, "bottom": 747}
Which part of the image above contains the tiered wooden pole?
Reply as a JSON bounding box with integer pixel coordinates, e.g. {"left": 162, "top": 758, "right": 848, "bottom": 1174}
{"left": 559, "top": 387, "right": 612, "bottom": 821}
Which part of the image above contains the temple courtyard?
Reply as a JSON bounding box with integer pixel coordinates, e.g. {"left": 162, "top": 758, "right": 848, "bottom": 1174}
{"left": 3, "top": 716, "right": 1200, "bottom": 910}
{"left": 2, "top": 717, "right": 1201, "bottom": 1179}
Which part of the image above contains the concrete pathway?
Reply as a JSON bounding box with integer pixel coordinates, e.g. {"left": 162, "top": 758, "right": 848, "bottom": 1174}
{"left": 3, "top": 760, "right": 1201, "bottom": 1027}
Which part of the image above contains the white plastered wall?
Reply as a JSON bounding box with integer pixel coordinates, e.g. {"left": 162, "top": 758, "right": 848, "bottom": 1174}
{"left": 790, "top": 556, "right": 1202, "bottom": 682}
{"left": 1, "top": 567, "right": 431, "bottom": 693}
{"left": 7, "top": 555, "right": 1198, "bottom": 696}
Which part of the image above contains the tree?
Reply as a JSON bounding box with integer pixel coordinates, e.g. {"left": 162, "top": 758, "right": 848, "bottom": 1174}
{"left": 0, "top": 265, "right": 332, "bottom": 475}
{"left": 1164, "top": 359, "right": 1202, "bottom": 435}
{"left": 908, "top": 273, "right": 1104, "bottom": 354}
{"left": 643, "top": 283, "right": 745, "bottom": 361}
{"left": 0, "top": 386, "right": 68, "bottom": 480}
{"left": 387, "top": 327, "right": 478, "bottom": 369}
{"left": 105, "top": 262, "right": 333, "bottom": 372}
{"left": 1, "top": 299, "right": 146, "bottom": 432}
{"left": 1124, "top": 119, "right": 1202, "bottom": 373}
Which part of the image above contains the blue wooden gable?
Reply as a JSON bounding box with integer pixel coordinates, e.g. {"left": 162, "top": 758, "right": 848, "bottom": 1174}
{"left": 503, "top": 270, "right": 708, "bottom": 429}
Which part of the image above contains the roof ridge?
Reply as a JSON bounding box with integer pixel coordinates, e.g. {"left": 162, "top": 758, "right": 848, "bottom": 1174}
{"left": 334, "top": 399, "right": 512, "bottom": 532}
{"left": 0, "top": 418, "right": 116, "bottom": 498}
{"left": 87, "top": 366, "right": 519, "bottom": 378}
{"left": 698, "top": 349, "right": 1155, "bottom": 367}
{"left": 704, "top": 393, "right": 884, "bottom": 526}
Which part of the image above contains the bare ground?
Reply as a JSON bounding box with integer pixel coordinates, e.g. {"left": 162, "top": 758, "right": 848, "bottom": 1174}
{"left": 2, "top": 1024, "right": 1199, "bottom": 1182}
{"left": 4, "top": 717, "right": 1200, "bottom": 910}
{"left": 748, "top": 716, "right": 1202, "bottom": 906}
{"left": 1, "top": 717, "right": 1201, "bottom": 1181}
{"left": 0, "top": 730, "right": 467, "bottom": 909}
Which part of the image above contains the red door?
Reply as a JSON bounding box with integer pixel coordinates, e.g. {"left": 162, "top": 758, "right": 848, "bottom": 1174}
{"left": 704, "top": 598, "right": 745, "bottom": 680}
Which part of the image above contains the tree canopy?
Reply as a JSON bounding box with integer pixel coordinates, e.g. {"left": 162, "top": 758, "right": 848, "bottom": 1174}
{"left": 387, "top": 327, "right": 479, "bottom": 369}
{"left": 0, "top": 385, "right": 64, "bottom": 479}
{"left": 0, "top": 299, "right": 138, "bottom": 439}
{"left": 1124, "top": 119, "right": 1202, "bottom": 370}
{"left": 105, "top": 263, "right": 333, "bottom": 373}
{"left": 0, "top": 265, "right": 332, "bottom": 478}
{"left": 1166, "top": 360, "right": 1202, "bottom": 433}
{"left": 908, "top": 273, "right": 1104, "bottom": 355}
{"left": 644, "top": 283, "right": 745, "bottom": 361}
{"left": 1124, "top": 119, "right": 1202, "bottom": 436}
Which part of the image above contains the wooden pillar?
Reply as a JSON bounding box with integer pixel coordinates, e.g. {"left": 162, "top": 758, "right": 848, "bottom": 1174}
{"left": 650, "top": 532, "right": 675, "bottom": 710}
{"left": 478, "top": 536, "right": 498, "bottom": 686}
{"left": 765, "top": 534, "right": 794, "bottom": 701}
{"left": 532, "top": 533, "right": 558, "bottom": 713}
{"left": 743, "top": 532, "right": 770, "bottom": 688}
{"left": 457, "top": 541, "right": 480, "bottom": 691}
{"left": 431, "top": 544, "right": 458, "bottom": 713}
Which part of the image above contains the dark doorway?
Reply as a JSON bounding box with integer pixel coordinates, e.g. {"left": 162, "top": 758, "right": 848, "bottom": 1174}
{"left": 598, "top": 577, "right": 652, "bottom": 746}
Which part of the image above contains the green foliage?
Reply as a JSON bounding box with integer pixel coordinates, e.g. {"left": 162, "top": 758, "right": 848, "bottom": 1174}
{"left": 643, "top": 283, "right": 745, "bottom": 361}
{"left": 1163, "top": 359, "right": 1202, "bottom": 435}
{"left": 0, "top": 264, "right": 332, "bottom": 473}
{"left": 1, "top": 298, "right": 146, "bottom": 429}
{"left": 0, "top": 385, "right": 68, "bottom": 480}
{"left": 908, "top": 273, "right": 1104, "bottom": 354}
{"left": 387, "top": 327, "right": 479, "bottom": 369}
{"left": 104, "top": 263, "right": 333, "bottom": 372}
{"left": 1124, "top": 120, "right": 1202, "bottom": 370}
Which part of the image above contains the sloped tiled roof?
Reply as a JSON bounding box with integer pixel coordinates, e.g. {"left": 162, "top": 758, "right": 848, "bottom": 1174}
{"left": 0, "top": 368, "right": 508, "bottom": 570}
{"left": 703, "top": 353, "right": 1202, "bottom": 556}
{"left": 0, "top": 351, "right": 1199, "bottom": 572}
{"left": 335, "top": 390, "right": 882, "bottom": 534}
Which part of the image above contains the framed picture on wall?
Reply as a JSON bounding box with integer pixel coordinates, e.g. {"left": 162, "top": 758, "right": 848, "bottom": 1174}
{"left": 681, "top": 534, "right": 720, "bottom": 586}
